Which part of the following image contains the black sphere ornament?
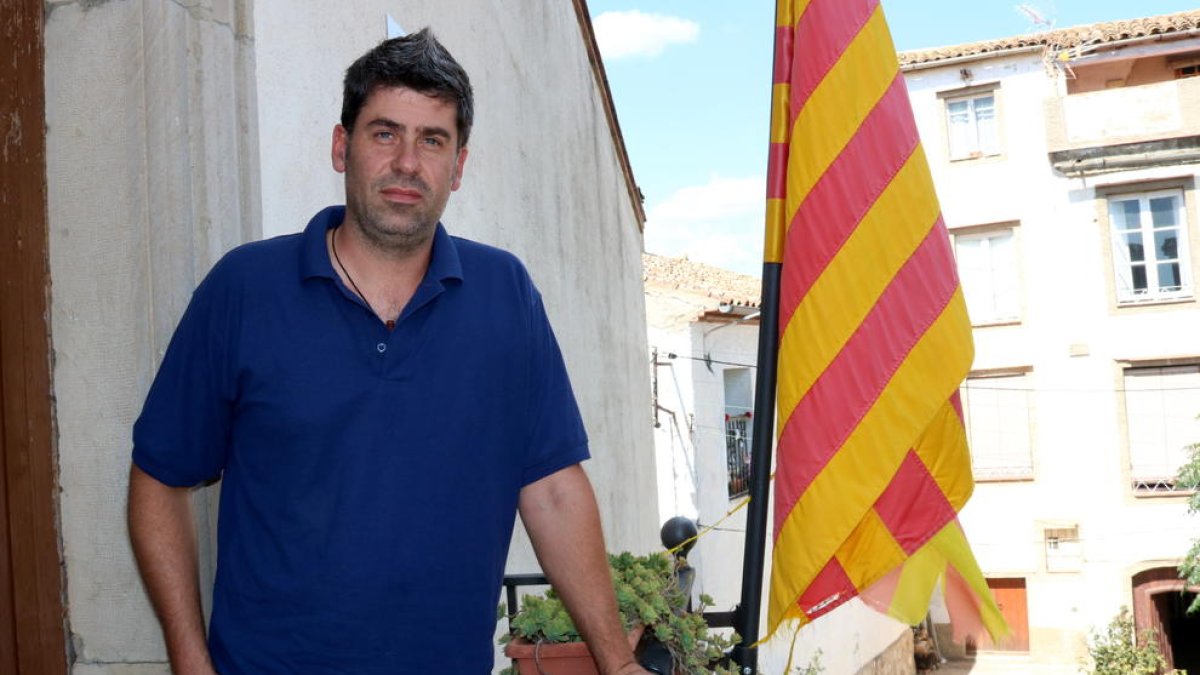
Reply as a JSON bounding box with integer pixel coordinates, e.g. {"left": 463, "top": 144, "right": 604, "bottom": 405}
{"left": 660, "top": 516, "right": 699, "bottom": 558}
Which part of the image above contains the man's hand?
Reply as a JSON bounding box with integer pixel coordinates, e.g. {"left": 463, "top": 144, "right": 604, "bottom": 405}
{"left": 128, "top": 464, "right": 216, "bottom": 674}
{"left": 611, "top": 663, "right": 656, "bottom": 675}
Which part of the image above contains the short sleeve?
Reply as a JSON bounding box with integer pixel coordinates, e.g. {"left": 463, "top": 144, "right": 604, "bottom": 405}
{"left": 521, "top": 289, "right": 589, "bottom": 485}
{"left": 132, "top": 264, "right": 237, "bottom": 487}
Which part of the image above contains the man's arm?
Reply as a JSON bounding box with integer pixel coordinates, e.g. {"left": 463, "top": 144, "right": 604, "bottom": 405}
{"left": 518, "top": 464, "right": 651, "bottom": 675}
{"left": 127, "top": 464, "right": 216, "bottom": 675}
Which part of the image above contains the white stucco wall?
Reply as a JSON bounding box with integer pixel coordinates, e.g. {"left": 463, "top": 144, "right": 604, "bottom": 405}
{"left": 649, "top": 332, "right": 703, "bottom": 523}
{"left": 905, "top": 51, "right": 1200, "bottom": 670}
{"left": 45, "top": 1, "right": 257, "bottom": 671}
{"left": 683, "top": 320, "right": 760, "bottom": 612}
{"left": 646, "top": 315, "right": 760, "bottom": 608}
{"left": 44, "top": 1, "right": 656, "bottom": 672}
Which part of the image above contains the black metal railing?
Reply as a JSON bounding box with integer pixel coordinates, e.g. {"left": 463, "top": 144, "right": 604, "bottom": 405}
{"left": 725, "top": 413, "right": 752, "bottom": 499}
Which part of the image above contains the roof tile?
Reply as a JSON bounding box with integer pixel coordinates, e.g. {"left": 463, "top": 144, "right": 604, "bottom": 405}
{"left": 899, "top": 9, "right": 1200, "bottom": 67}
{"left": 642, "top": 253, "right": 761, "bottom": 309}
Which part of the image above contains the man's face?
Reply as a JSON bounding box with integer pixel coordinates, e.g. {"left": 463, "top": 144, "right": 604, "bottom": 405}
{"left": 332, "top": 86, "right": 468, "bottom": 252}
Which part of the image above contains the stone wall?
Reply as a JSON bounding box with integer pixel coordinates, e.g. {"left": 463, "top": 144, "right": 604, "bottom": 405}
{"left": 45, "top": 0, "right": 257, "bottom": 669}
{"left": 856, "top": 628, "right": 916, "bottom": 675}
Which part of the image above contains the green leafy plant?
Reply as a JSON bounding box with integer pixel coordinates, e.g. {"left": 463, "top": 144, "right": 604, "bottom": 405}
{"left": 1081, "top": 607, "right": 1168, "bottom": 675}
{"left": 500, "top": 551, "right": 739, "bottom": 674}
{"left": 505, "top": 590, "right": 581, "bottom": 643}
{"left": 1177, "top": 439, "right": 1200, "bottom": 614}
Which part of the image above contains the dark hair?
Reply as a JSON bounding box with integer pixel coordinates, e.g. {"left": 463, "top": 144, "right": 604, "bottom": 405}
{"left": 341, "top": 28, "right": 474, "bottom": 147}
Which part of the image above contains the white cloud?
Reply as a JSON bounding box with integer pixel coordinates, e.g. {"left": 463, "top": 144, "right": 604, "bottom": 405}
{"left": 644, "top": 175, "right": 766, "bottom": 276}
{"left": 593, "top": 10, "right": 700, "bottom": 60}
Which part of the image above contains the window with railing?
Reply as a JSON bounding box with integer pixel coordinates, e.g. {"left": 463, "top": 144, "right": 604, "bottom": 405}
{"left": 961, "top": 371, "right": 1035, "bottom": 481}
{"left": 1125, "top": 364, "right": 1200, "bottom": 494}
{"left": 725, "top": 412, "right": 752, "bottom": 499}
{"left": 723, "top": 368, "right": 754, "bottom": 500}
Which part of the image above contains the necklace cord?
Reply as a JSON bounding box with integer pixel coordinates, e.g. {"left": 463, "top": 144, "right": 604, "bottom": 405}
{"left": 331, "top": 227, "right": 396, "bottom": 331}
{"left": 331, "top": 226, "right": 368, "bottom": 302}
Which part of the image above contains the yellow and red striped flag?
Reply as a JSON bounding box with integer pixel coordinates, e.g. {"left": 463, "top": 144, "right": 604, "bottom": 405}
{"left": 763, "top": 0, "right": 1007, "bottom": 643}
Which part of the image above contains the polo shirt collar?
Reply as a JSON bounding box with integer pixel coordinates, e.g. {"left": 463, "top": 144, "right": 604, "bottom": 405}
{"left": 299, "top": 205, "right": 464, "bottom": 285}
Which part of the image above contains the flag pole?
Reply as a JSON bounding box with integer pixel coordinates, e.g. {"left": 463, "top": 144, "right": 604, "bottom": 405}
{"left": 730, "top": 259, "right": 782, "bottom": 673}
{"left": 730, "top": 4, "right": 787, "bottom": 670}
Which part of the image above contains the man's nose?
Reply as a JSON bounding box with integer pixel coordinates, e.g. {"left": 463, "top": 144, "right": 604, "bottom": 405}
{"left": 391, "top": 143, "right": 420, "bottom": 174}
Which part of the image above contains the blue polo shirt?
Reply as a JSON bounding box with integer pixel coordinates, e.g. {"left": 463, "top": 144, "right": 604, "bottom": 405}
{"left": 133, "top": 206, "right": 589, "bottom": 673}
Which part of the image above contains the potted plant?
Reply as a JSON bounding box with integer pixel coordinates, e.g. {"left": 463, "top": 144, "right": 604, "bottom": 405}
{"left": 499, "top": 552, "right": 738, "bottom": 675}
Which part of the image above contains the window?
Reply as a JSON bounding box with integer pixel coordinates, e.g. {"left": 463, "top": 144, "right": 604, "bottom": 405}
{"left": 1171, "top": 53, "right": 1200, "bottom": 79}
{"left": 1176, "top": 64, "right": 1200, "bottom": 79}
{"left": 1109, "top": 189, "right": 1192, "bottom": 304}
{"left": 946, "top": 92, "right": 999, "bottom": 160}
{"left": 954, "top": 228, "right": 1019, "bottom": 324}
{"left": 723, "top": 368, "right": 753, "bottom": 499}
{"left": 961, "top": 372, "right": 1034, "bottom": 480}
{"left": 1124, "top": 364, "right": 1200, "bottom": 493}
{"left": 1044, "top": 526, "right": 1082, "bottom": 573}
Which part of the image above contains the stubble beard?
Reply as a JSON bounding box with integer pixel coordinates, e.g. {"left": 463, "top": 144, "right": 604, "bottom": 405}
{"left": 346, "top": 173, "right": 444, "bottom": 257}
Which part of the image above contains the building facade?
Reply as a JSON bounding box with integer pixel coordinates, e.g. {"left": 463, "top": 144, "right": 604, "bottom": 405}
{"left": 2, "top": 1, "right": 658, "bottom": 672}
{"left": 901, "top": 10, "right": 1200, "bottom": 673}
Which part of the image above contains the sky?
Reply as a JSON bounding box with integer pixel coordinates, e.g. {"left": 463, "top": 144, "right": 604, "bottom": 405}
{"left": 586, "top": 1, "right": 1200, "bottom": 276}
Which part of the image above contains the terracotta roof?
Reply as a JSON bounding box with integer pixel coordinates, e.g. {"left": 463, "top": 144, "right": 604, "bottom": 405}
{"left": 642, "top": 253, "right": 761, "bottom": 309}
{"left": 900, "top": 9, "right": 1200, "bottom": 67}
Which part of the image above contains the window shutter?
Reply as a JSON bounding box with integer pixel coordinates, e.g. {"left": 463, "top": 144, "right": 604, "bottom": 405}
{"left": 1126, "top": 365, "right": 1200, "bottom": 486}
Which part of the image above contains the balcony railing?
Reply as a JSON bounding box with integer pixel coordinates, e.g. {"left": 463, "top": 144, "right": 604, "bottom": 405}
{"left": 725, "top": 413, "right": 752, "bottom": 499}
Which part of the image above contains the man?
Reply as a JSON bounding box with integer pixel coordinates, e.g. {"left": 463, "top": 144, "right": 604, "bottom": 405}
{"left": 128, "top": 29, "right": 650, "bottom": 674}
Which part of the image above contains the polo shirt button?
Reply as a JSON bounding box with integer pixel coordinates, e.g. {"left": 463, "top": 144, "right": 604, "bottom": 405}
{"left": 377, "top": 343, "right": 387, "bottom": 353}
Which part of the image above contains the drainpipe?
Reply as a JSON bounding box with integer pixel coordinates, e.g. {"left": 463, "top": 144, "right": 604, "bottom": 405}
{"left": 1055, "top": 146, "right": 1200, "bottom": 176}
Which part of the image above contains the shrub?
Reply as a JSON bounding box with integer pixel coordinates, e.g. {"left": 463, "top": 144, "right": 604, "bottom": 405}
{"left": 501, "top": 552, "right": 739, "bottom": 674}
{"left": 1082, "top": 607, "right": 1167, "bottom": 675}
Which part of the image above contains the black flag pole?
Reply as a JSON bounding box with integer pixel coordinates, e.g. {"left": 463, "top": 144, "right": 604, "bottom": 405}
{"left": 729, "top": 3, "right": 787, "bottom": 670}
{"left": 728, "top": 261, "right": 782, "bottom": 674}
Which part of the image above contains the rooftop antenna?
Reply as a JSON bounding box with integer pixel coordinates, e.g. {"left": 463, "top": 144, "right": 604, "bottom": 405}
{"left": 1015, "top": 3, "right": 1055, "bottom": 31}
{"left": 1017, "top": 2, "right": 1072, "bottom": 78}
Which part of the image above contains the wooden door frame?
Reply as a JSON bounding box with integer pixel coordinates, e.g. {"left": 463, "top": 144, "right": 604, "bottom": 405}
{"left": 0, "top": 0, "right": 69, "bottom": 672}
{"left": 1132, "top": 566, "right": 1200, "bottom": 672}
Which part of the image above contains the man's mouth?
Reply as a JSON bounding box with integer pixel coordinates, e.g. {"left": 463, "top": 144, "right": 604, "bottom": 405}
{"left": 380, "top": 186, "right": 423, "bottom": 204}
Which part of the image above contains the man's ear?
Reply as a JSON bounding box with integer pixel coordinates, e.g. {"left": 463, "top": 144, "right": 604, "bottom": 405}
{"left": 451, "top": 146, "right": 469, "bottom": 191}
{"left": 332, "top": 125, "right": 349, "bottom": 173}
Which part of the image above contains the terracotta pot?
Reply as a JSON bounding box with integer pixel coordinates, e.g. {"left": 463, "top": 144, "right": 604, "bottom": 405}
{"left": 504, "top": 625, "right": 645, "bottom": 675}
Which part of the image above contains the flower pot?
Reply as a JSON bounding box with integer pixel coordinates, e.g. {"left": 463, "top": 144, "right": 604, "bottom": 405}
{"left": 504, "top": 625, "right": 645, "bottom": 675}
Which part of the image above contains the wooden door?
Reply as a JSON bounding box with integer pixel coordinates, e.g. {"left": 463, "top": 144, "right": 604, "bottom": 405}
{"left": 972, "top": 578, "right": 1030, "bottom": 652}
{"left": 0, "top": 0, "right": 69, "bottom": 671}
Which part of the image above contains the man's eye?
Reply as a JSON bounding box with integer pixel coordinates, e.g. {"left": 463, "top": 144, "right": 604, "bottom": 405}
{"left": 422, "top": 136, "right": 444, "bottom": 147}
{"left": 375, "top": 131, "right": 395, "bottom": 141}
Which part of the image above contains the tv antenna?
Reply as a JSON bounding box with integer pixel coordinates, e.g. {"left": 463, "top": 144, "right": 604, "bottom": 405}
{"left": 1015, "top": 3, "right": 1055, "bottom": 31}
